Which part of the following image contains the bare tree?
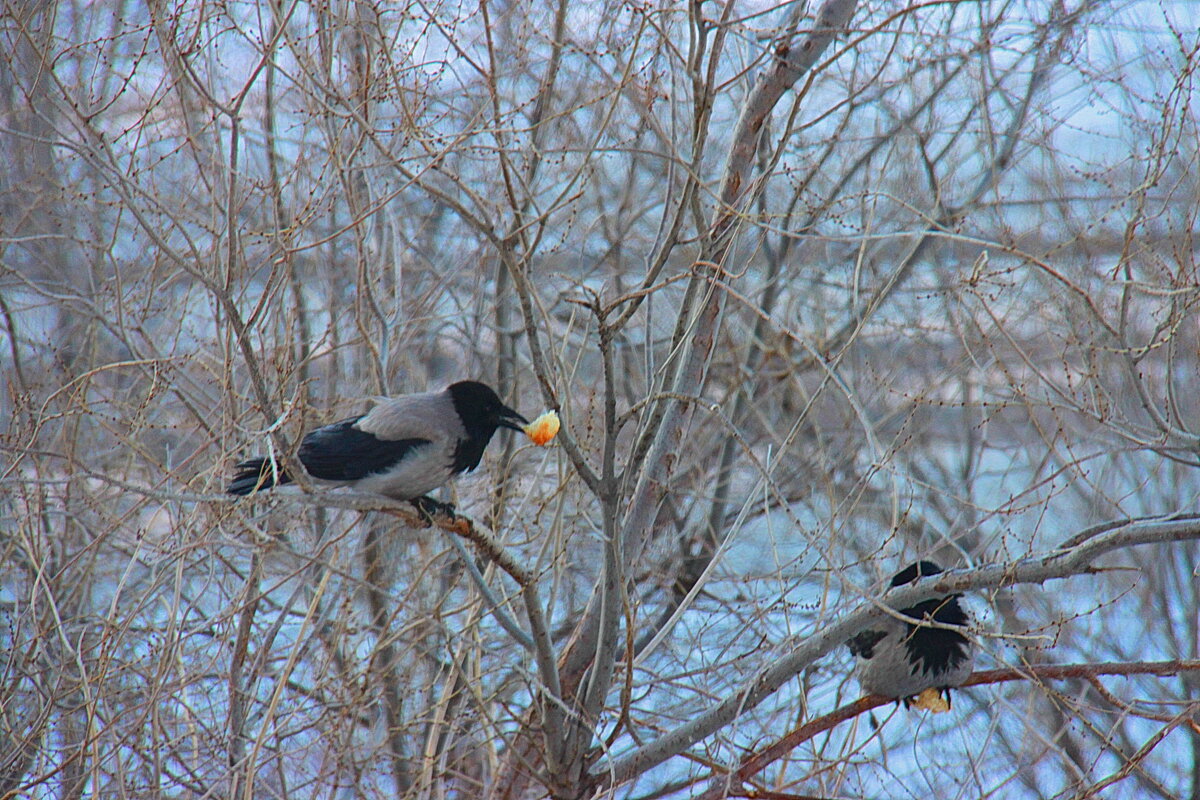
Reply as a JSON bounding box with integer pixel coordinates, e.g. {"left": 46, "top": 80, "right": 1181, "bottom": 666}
{"left": 3, "top": 0, "right": 1199, "bottom": 798}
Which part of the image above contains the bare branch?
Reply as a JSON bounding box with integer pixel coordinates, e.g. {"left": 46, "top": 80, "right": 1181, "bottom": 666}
{"left": 593, "top": 516, "right": 1200, "bottom": 787}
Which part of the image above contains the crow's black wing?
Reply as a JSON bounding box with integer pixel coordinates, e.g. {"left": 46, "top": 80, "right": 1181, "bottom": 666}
{"left": 298, "top": 416, "right": 431, "bottom": 481}
{"left": 901, "top": 597, "right": 971, "bottom": 676}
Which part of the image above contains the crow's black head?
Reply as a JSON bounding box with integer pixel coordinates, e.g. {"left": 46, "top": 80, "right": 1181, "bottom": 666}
{"left": 847, "top": 629, "right": 888, "bottom": 659}
{"left": 447, "top": 381, "right": 528, "bottom": 474}
{"left": 448, "top": 381, "right": 528, "bottom": 435}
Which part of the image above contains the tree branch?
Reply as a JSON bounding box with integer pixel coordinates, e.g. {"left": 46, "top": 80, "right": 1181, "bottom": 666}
{"left": 590, "top": 515, "right": 1200, "bottom": 788}
{"left": 696, "top": 660, "right": 1200, "bottom": 800}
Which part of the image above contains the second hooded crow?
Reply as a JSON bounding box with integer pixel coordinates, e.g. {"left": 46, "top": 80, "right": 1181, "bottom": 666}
{"left": 847, "top": 560, "right": 974, "bottom": 710}
{"left": 227, "top": 380, "right": 527, "bottom": 516}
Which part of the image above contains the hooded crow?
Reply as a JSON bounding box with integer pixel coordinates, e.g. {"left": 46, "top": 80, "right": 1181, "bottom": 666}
{"left": 227, "top": 380, "right": 528, "bottom": 514}
{"left": 847, "top": 560, "right": 974, "bottom": 710}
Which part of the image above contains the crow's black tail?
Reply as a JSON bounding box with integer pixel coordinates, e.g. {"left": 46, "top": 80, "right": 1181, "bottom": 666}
{"left": 227, "top": 457, "right": 293, "bottom": 496}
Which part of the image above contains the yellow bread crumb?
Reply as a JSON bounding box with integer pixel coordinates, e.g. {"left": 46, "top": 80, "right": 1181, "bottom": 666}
{"left": 910, "top": 687, "right": 951, "bottom": 713}
{"left": 523, "top": 410, "right": 560, "bottom": 446}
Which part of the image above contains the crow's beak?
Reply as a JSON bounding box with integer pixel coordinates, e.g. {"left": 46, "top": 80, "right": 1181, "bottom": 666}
{"left": 498, "top": 406, "right": 529, "bottom": 432}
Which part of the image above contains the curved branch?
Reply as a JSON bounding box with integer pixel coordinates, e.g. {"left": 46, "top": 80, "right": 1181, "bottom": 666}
{"left": 590, "top": 515, "right": 1200, "bottom": 788}
{"left": 695, "top": 659, "right": 1200, "bottom": 800}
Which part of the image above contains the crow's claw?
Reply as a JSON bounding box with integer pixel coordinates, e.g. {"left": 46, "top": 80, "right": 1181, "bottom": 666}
{"left": 410, "top": 495, "right": 456, "bottom": 524}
